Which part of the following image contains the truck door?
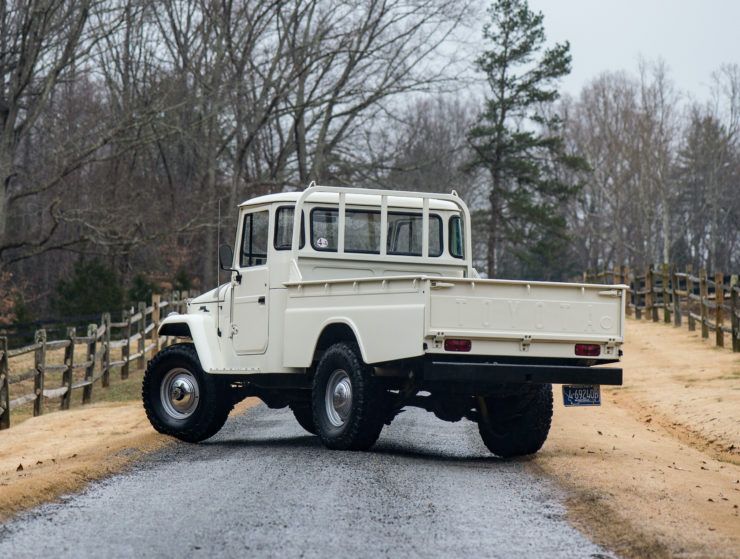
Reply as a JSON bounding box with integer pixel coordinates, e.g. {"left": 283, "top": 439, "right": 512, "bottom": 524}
{"left": 232, "top": 208, "right": 269, "bottom": 354}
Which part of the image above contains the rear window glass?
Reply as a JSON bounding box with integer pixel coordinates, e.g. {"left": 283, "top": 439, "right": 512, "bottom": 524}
{"left": 311, "top": 208, "right": 381, "bottom": 253}
{"left": 274, "top": 206, "right": 305, "bottom": 250}
{"left": 387, "top": 213, "right": 442, "bottom": 257}
{"left": 449, "top": 215, "right": 464, "bottom": 259}
{"left": 311, "top": 207, "right": 444, "bottom": 256}
{"left": 345, "top": 210, "right": 380, "bottom": 253}
{"left": 311, "top": 208, "right": 339, "bottom": 251}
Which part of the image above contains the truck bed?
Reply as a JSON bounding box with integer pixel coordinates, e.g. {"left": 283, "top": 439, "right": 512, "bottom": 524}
{"left": 282, "top": 275, "right": 626, "bottom": 367}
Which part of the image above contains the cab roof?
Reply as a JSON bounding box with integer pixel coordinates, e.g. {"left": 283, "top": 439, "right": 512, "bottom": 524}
{"left": 239, "top": 189, "right": 461, "bottom": 211}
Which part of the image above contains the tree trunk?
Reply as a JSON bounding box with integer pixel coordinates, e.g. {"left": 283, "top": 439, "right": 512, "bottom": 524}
{"left": 0, "top": 153, "right": 10, "bottom": 253}
{"left": 487, "top": 170, "right": 499, "bottom": 279}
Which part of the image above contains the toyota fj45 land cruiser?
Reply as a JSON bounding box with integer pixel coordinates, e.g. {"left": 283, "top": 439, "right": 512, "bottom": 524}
{"left": 143, "top": 185, "right": 624, "bottom": 457}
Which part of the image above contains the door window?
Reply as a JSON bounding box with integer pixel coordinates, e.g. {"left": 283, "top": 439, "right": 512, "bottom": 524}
{"left": 240, "top": 210, "right": 269, "bottom": 267}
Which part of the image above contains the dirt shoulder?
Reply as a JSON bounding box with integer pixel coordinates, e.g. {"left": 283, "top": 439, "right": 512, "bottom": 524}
{"left": 1, "top": 318, "right": 739, "bottom": 557}
{"left": 533, "top": 318, "right": 740, "bottom": 558}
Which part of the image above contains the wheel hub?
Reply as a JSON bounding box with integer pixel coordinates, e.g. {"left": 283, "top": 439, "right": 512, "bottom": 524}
{"left": 161, "top": 368, "right": 200, "bottom": 419}
{"left": 325, "top": 369, "right": 352, "bottom": 427}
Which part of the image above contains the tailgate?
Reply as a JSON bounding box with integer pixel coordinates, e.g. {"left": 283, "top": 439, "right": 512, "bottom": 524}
{"left": 427, "top": 278, "right": 625, "bottom": 347}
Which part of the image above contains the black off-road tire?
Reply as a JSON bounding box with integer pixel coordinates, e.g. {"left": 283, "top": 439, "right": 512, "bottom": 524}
{"left": 142, "top": 343, "right": 233, "bottom": 443}
{"left": 477, "top": 384, "right": 553, "bottom": 458}
{"left": 289, "top": 403, "right": 317, "bottom": 435}
{"left": 311, "top": 342, "right": 385, "bottom": 450}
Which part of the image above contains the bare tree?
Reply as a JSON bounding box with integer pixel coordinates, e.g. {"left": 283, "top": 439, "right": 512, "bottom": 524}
{"left": 637, "top": 59, "right": 679, "bottom": 265}
{"left": 0, "top": 1, "right": 94, "bottom": 271}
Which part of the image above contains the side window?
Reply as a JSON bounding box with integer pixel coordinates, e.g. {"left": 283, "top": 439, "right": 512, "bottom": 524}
{"left": 274, "top": 206, "right": 305, "bottom": 250}
{"left": 449, "top": 215, "right": 464, "bottom": 259}
{"left": 345, "top": 210, "right": 380, "bottom": 254}
{"left": 387, "top": 213, "right": 442, "bottom": 257}
{"left": 240, "top": 210, "right": 269, "bottom": 267}
{"left": 311, "top": 208, "right": 338, "bottom": 251}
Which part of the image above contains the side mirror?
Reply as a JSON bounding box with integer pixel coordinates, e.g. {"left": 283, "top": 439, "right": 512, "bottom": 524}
{"left": 218, "top": 244, "right": 242, "bottom": 284}
{"left": 219, "top": 244, "right": 234, "bottom": 270}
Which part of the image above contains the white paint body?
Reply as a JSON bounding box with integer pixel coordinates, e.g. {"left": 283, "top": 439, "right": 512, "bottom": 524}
{"left": 158, "top": 186, "right": 626, "bottom": 375}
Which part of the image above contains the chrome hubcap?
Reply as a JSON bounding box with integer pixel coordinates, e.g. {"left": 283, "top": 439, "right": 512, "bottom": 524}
{"left": 161, "top": 368, "right": 200, "bottom": 419}
{"left": 325, "top": 369, "right": 352, "bottom": 427}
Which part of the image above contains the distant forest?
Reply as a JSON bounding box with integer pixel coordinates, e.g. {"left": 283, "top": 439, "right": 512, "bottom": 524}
{"left": 1, "top": 0, "right": 738, "bottom": 321}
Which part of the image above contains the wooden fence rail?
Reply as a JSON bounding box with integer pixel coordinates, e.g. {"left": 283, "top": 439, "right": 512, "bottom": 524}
{"left": 0, "top": 290, "right": 196, "bottom": 430}
{"left": 584, "top": 265, "right": 740, "bottom": 352}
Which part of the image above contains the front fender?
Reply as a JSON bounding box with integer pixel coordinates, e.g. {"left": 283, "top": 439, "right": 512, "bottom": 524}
{"left": 158, "top": 314, "right": 222, "bottom": 372}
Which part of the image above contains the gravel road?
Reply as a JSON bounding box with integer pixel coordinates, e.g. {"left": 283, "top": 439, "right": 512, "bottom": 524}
{"left": 0, "top": 404, "right": 612, "bottom": 558}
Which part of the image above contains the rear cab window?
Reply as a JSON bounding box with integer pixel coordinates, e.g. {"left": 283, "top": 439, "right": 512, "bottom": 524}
{"left": 449, "top": 215, "right": 464, "bottom": 259}
{"left": 387, "top": 212, "right": 442, "bottom": 257}
{"left": 274, "top": 206, "right": 305, "bottom": 250}
{"left": 310, "top": 207, "right": 443, "bottom": 257}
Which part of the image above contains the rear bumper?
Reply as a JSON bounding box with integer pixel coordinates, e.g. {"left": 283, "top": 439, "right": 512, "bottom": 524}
{"left": 421, "top": 359, "right": 622, "bottom": 392}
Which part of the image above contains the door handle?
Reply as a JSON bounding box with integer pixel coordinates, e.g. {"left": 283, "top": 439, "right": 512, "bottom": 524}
{"left": 258, "top": 296, "right": 266, "bottom": 304}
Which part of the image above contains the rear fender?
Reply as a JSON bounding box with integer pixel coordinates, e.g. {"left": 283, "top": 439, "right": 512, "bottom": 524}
{"left": 158, "top": 314, "right": 222, "bottom": 372}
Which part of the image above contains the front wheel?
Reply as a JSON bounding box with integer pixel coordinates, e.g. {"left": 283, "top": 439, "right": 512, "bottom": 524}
{"left": 142, "top": 344, "right": 232, "bottom": 443}
{"left": 311, "top": 342, "right": 385, "bottom": 450}
{"left": 289, "top": 403, "right": 317, "bottom": 435}
{"left": 477, "top": 384, "right": 553, "bottom": 458}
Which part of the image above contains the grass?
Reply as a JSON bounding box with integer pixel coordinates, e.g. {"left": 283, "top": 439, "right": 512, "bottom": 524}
{"left": 3, "top": 338, "right": 163, "bottom": 429}
{"left": 6, "top": 367, "right": 146, "bottom": 428}
{"left": 94, "top": 371, "right": 145, "bottom": 403}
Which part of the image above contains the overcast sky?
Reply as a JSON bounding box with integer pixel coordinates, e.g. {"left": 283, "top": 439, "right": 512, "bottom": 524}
{"left": 526, "top": 0, "right": 740, "bottom": 103}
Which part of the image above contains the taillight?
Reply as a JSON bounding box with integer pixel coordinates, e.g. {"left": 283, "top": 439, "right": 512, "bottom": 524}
{"left": 444, "top": 339, "right": 471, "bottom": 352}
{"left": 575, "top": 343, "right": 601, "bottom": 356}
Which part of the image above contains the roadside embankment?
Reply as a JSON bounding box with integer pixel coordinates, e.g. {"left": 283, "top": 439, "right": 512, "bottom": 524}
{"left": 535, "top": 318, "right": 740, "bottom": 558}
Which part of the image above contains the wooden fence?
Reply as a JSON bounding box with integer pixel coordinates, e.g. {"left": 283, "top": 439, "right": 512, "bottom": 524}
{"left": 584, "top": 265, "right": 740, "bottom": 352}
{"left": 0, "top": 291, "right": 196, "bottom": 430}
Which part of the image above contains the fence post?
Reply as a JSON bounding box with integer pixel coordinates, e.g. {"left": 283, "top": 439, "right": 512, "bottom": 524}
{"left": 83, "top": 323, "right": 97, "bottom": 405}
{"left": 635, "top": 269, "right": 642, "bottom": 320}
{"left": 731, "top": 275, "right": 739, "bottom": 353}
{"left": 61, "top": 327, "right": 75, "bottom": 410}
{"left": 0, "top": 337, "right": 9, "bottom": 429}
{"left": 672, "top": 264, "right": 681, "bottom": 327}
{"left": 624, "top": 266, "right": 632, "bottom": 317}
{"left": 613, "top": 265, "right": 621, "bottom": 286}
{"left": 700, "top": 270, "right": 709, "bottom": 339}
{"left": 33, "top": 329, "right": 47, "bottom": 417}
{"left": 138, "top": 301, "right": 146, "bottom": 370}
{"left": 645, "top": 265, "right": 653, "bottom": 322}
{"left": 715, "top": 273, "right": 724, "bottom": 348}
{"left": 152, "top": 294, "right": 161, "bottom": 354}
{"left": 651, "top": 266, "right": 659, "bottom": 322}
{"left": 102, "top": 313, "right": 111, "bottom": 388}
{"left": 687, "top": 265, "right": 695, "bottom": 332}
{"left": 122, "top": 309, "right": 131, "bottom": 380}
{"left": 662, "top": 263, "right": 671, "bottom": 324}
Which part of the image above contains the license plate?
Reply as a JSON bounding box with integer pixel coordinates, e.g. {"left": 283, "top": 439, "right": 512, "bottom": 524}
{"left": 562, "top": 385, "right": 601, "bottom": 406}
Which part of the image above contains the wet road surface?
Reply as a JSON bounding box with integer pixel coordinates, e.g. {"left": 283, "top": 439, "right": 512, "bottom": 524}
{"left": 0, "top": 404, "right": 612, "bottom": 558}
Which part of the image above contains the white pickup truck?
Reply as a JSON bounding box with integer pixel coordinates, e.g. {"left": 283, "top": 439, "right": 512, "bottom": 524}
{"left": 143, "top": 185, "right": 625, "bottom": 457}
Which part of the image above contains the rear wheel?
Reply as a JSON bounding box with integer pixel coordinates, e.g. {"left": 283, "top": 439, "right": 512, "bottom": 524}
{"left": 142, "top": 344, "right": 232, "bottom": 443}
{"left": 311, "top": 342, "right": 385, "bottom": 450}
{"left": 477, "top": 384, "right": 553, "bottom": 458}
